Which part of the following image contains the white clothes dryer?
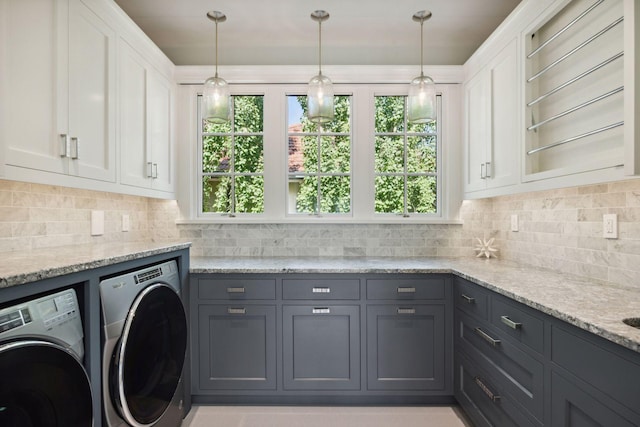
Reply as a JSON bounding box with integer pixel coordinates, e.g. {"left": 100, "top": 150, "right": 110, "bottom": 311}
{"left": 100, "top": 260, "right": 187, "bottom": 427}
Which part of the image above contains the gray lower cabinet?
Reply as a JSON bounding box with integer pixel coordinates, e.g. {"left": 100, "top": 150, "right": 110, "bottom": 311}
{"left": 197, "top": 304, "right": 276, "bottom": 391}
{"left": 367, "top": 304, "right": 446, "bottom": 391}
{"left": 283, "top": 305, "right": 360, "bottom": 390}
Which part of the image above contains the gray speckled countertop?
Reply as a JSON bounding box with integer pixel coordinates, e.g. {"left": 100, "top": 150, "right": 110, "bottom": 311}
{"left": 0, "top": 241, "right": 191, "bottom": 288}
{"left": 191, "top": 256, "right": 640, "bottom": 354}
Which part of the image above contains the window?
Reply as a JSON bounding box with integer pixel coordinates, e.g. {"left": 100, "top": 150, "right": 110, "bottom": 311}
{"left": 374, "top": 95, "right": 439, "bottom": 215}
{"left": 286, "top": 95, "right": 352, "bottom": 215}
{"left": 199, "top": 95, "right": 264, "bottom": 216}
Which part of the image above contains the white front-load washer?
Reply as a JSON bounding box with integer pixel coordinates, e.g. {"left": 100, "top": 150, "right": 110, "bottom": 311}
{"left": 100, "top": 260, "right": 187, "bottom": 427}
{"left": 0, "top": 288, "right": 93, "bottom": 426}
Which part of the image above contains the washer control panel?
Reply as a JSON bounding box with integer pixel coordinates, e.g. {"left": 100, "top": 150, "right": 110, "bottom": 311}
{"left": 0, "top": 307, "right": 32, "bottom": 333}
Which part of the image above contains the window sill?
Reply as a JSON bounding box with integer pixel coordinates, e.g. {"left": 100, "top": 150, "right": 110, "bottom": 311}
{"left": 175, "top": 217, "right": 463, "bottom": 225}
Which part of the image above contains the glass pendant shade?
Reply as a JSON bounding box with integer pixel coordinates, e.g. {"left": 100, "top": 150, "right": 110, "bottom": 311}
{"left": 203, "top": 75, "right": 230, "bottom": 124}
{"left": 307, "top": 73, "right": 334, "bottom": 124}
{"left": 408, "top": 73, "right": 436, "bottom": 124}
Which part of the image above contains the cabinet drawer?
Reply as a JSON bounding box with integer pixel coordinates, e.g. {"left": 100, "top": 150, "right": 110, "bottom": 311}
{"left": 456, "top": 310, "right": 544, "bottom": 421}
{"left": 282, "top": 278, "right": 360, "bottom": 300}
{"left": 456, "top": 351, "right": 539, "bottom": 427}
{"left": 454, "top": 278, "right": 489, "bottom": 320}
{"left": 551, "top": 324, "right": 640, "bottom": 415}
{"left": 197, "top": 278, "right": 276, "bottom": 300}
{"left": 366, "top": 277, "right": 446, "bottom": 300}
{"left": 490, "top": 296, "right": 544, "bottom": 354}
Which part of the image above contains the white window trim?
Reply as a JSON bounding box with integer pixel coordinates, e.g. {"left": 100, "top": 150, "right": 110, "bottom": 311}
{"left": 175, "top": 67, "right": 463, "bottom": 224}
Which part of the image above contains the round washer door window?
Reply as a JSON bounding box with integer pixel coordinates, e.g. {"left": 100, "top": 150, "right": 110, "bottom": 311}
{"left": 111, "top": 283, "right": 187, "bottom": 427}
{"left": 0, "top": 340, "right": 93, "bottom": 427}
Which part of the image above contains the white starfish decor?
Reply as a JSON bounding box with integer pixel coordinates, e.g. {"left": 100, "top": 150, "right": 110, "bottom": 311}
{"left": 474, "top": 237, "right": 498, "bottom": 258}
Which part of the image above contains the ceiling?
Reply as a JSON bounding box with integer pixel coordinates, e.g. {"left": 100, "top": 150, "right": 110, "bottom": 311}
{"left": 113, "top": 0, "right": 522, "bottom": 67}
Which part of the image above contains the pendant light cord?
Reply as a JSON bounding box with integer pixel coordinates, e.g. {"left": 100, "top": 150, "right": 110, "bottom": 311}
{"left": 215, "top": 20, "right": 219, "bottom": 78}
{"left": 420, "top": 19, "right": 424, "bottom": 78}
{"left": 318, "top": 19, "right": 323, "bottom": 76}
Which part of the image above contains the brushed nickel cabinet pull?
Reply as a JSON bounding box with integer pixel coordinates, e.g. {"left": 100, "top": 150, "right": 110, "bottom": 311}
{"left": 312, "top": 307, "right": 330, "bottom": 314}
{"left": 397, "top": 308, "right": 416, "bottom": 315}
{"left": 397, "top": 287, "right": 416, "bottom": 294}
{"left": 60, "top": 134, "right": 69, "bottom": 157}
{"left": 226, "top": 287, "right": 245, "bottom": 294}
{"left": 461, "top": 294, "right": 475, "bottom": 304}
{"left": 147, "top": 162, "right": 154, "bottom": 178}
{"left": 474, "top": 376, "right": 501, "bottom": 402}
{"left": 227, "top": 307, "right": 246, "bottom": 315}
{"left": 70, "top": 137, "right": 79, "bottom": 159}
{"left": 152, "top": 162, "right": 158, "bottom": 179}
{"left": 485, "top": 162, "right": 491, "bottom": 178}
{"left": 312, "top": 287, "right": 331, "bottom": 293}
{"left": 500, "top": 315, "right": 522, "bottom": 330}
{"left": 474, "top": 328, "right": 501, "bottom": 347}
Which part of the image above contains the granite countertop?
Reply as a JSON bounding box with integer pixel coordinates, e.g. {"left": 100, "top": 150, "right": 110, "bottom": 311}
{"left": 191, "top": 256, "right": 640, "bottom": 354}
{"left": 0, "top": 241, "right": 191, "bottom": 288}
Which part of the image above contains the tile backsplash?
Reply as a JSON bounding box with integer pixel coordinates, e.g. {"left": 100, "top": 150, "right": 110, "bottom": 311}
{"left": 2, "top": 178, "right": 640, "bottom": 288}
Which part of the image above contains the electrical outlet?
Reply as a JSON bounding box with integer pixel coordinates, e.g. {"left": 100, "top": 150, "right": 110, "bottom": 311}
{"left": 122, "top": 214, "right": 130, "bottom": 232}
{"left": 603, "top": 214, "right": 618, "bottom": 239}
{"left": 510, "top": 214, "right": 519, "bottom": 232}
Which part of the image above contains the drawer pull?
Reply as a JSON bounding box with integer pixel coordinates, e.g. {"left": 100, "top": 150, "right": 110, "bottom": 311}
{"left": 312, "top": 307, "right": 330, "bottom": 314}
{"left": 461, "top": 294, "right": 476, "bottom": 304}
{"left": 226, "top": 287, "right": 246, "bottom": 294}
{"left": 474, "top": 328, "right": 501, "bottom": 347}
{"left": 500, "top": 315, "right": 522, "bottom": 330}
{"left": 397, "top": 287, "right": 416, "bottom": 294}
{"left": 312, "top": 287, "right": 331, "bottom": 293}
{"left": 397, "top": 308, "right": 416, "bottom": 315}
{"left": 227, "top": 307, "right": 246, "bottom": 315}
{"left": 474, "top": 376, "right": 501, "bottom": 403}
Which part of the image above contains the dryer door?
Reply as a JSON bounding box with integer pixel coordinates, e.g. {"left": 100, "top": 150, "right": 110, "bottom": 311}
{"left": 0, "top": 340, "right": 93, "bottom": 427}
{"left": 111, "top": 283, "right": 187, "bottom": 427}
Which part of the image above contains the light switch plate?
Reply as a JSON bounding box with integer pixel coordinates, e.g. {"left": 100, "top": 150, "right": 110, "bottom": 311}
{"left": 510, "top": 214, "right": 519, "bottom": 232}
{"left": 91, "top": 210, "right": 104, "bottom": 236}
{"left": 603, "top": 213, "right": 618, "bottom": 239}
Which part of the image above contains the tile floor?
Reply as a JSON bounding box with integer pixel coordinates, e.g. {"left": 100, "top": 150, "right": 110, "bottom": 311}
{"left": 183, "top": 405, "right": 473, "bottom": 427}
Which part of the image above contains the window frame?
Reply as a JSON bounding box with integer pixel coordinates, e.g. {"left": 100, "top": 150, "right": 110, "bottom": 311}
{"left": 186, "top": 81, "right": 461, "bottom": 224}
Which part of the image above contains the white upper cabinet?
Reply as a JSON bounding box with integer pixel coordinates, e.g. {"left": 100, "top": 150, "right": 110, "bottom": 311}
{"left": 2, "top": 0, "right": 116, "bottom": 182}
{"left": 119, "top": 39, "right": 175, "bottom": 193}
{"left": 464, "top": 38, "right": 519, "bottom": 195}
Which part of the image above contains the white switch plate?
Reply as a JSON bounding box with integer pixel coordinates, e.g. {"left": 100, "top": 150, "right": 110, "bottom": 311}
{"left": 510, "top": 214, "right": 519, "bottom": 232}
{"left": 603, "top": 213, "right": 618, "bottom": 239}
{"left": 122, "top": 214, "right": 130, "bottom": 232}
{"left": 91, "top": 210, "right": 104, "bottom": 236}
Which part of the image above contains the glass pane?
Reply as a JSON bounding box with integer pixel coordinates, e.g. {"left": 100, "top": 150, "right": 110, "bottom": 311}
{"left": 407, "top": 120, "right": 437, "bottom": 134}
{"left": 320, "top": 95, "right": 351, "bottom": 133}
{"left": 234, "top": 96, "right": 263, "bottom": 133}
{"left": 235, "top": 136, "right": 264, "bottom": 173}
{"left": 202, "top": 118, "right": 231, "bottom": 134}
{"left": 288, "top": 95, "right": 318, "bottom": 133}
{"left": 320, "top": 176, "right": 351, "bottom": 213}
{"left": 298, "top": 135, "right": 318, "bottom": 173}
{"left": 375, "top": 136, "right": 404, "bottom": 173}
{"left": 320, "top": 136, "right": 351, "bottom": 173}
{"left": 292, "top": 176, "right": 318, "bottom": 214}
{"left": 202, "top": 176, "right": 232, "bottom": 213}
{"left": 375, "top": 175, "right": 404, "bottom": 214}
{"left": 202, "top": 136, "right": 232, "bottom": 173}
{"left": 375, "top": 96, "right": 405, "bottom": 133}
{"left": 407, "top": 136, "right": 437, "bottom": 173}
{"left": 407, "top": 176, "right": 437, "bottom": 213}
{"left": 235, "top": 176, "right": 264, "bottom": 213}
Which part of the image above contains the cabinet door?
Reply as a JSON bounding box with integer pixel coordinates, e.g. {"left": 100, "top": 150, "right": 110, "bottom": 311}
{"left": 464, "top": 69, "right": 490, "bottom": 193}
{"left": 2, "top": 0, "right": 66, "bottom": 175}
{"left": 283, "top": 305, "right": 360, "bottom": 390}
{"left": 550, "top": 372, "right": 638, "bottom": 427}
{"left": 367, "top": 304, "right": 446, "bottom": 391}
{"left": 119, "top": 40, "right": 149, "bottom": 188}
{"left": 487, "top": 38, "right": 518, "bottom": 189}
{"left": 147, "top": 71, "right": 174, "bottom": 192}
{"left": 197, "top": 305, "right": 276, "bottom": 391}
{"left": 66, "top": 0, "right": 116, "bottom": 182}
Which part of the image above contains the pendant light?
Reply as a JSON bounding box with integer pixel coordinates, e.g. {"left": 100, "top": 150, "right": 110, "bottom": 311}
{"left": 307, "top": 10, "right": 334, "bottom": 124}
{"left": 203, "top": 11, "right": 230, "bottom": 123}
{"left": 408, "top": 10, "right": 436, "bottom": 124}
